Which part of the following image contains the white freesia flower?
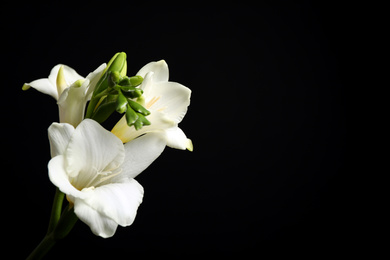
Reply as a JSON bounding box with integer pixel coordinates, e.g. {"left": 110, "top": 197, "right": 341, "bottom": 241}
{"left": 48, "top": 119, "right": 165, "bottom": 238}
{"left": 23, "top": 64, "right": 106, "bottom": 127}
{"left": 111, "top": 60, "right": 192, "bottom": 150}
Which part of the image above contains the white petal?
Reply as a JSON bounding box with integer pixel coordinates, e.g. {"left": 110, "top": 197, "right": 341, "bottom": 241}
{"left": 60, "top": 65, "right": 84, "bottom": 86}
{"left": 74, "top": 198, "right": 118, "bottom": 238}
{"left": 164, "top": 126, "right": 190, "bottom": 150}
{"left": 116, "top": 132, "right": 166, "bottom": 180}
{"left": 24, "top": 78, "right": 58, "bottom": 100}
{"left": 73, "top": 179, "right": 144, "bottom": 238}
{"left": 57, "top": 80, "right": 89, "bottom": 127}
{"left": 137, "top": 60, "right": 169, "bottom": 83}
{"left": 48, "top": 122, "right": 75, "bottom": 157}
{"left": 139, "top": 71, "right": 154, "bottom": 98}
{"left": 85, "top": 63, "right": 107, "bottom": 100}
{"left": 65, "top": 119, "right": 124, "bottom": 180}
{"left": 47, "top": 64, "right": 83, "bottom": 87}
{"left": 47, "top": 64, "right": 63, "bottom": 86}
{"left": 148, "top": 81, "right": 191, "bottom": 124}
{"left": 48, "top": 155, "right": 85, "bottom": 201}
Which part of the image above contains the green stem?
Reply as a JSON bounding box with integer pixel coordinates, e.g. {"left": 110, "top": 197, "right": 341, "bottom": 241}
{"left": 26, "top": 234, "right": 56, "bottom": 260}
{"left": 26, "top": 190, "right": 78, "bottom": 260}
{"left": 47, "top": 188, "right": 65, "bottom": 234}
{"left": 52, "top": 205, "right": 78, "bottom": 240}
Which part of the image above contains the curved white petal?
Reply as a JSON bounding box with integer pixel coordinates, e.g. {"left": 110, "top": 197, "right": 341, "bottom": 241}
{"left": 74, "top": 198, "right": 118, "bottom": 238}
{"left": 65, "top": 119, "right": 125, "bottom": 181}
{"left": 139, "top": 71, "right": 154, "bottom": 98}
{"left": 61, "top": 65, "right": 84, "bottom": 86}
{"left": 137, "top": 60, "right": 169, "bottom": 83}
{"left": 115, "top": 132, "right": 166, "bottom": 180}
{"left": 164, "top": 126, "right": 191, "bottom": 150}
{"left": 148, "top": 81, "right": 191, "bottom": 123}
{"left": 47, "top": 64, "right": 64, "bottom": 88}
{"left": 85, "top": 63, "right": 107, "bottom": 99}
{"left": 47, "top": 64, "right": 83, "bottom": 88}
{"left": 48, "top": 122, "right": 75, "bottom": 157}
{"left": 73, "top": 179, "right": 144, "bottom": 238}
{"left": 48, "top": 155, "right": 85, "bottom": 200}
{"left": 25, "top": 64, "right": 84, "bottom": 100}
{"left": 24, "top": 78, "right": 58, "bottom": 100}
{"left": 57, "top": 80, "right": 90, "bottom": 127}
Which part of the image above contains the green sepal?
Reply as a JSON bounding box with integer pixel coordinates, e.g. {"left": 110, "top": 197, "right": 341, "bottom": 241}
{"left": 90, "top": 98, "right": 117, "bottom": 123}
{"left": 128, "top": 99, "right": 150, "bottom": 116}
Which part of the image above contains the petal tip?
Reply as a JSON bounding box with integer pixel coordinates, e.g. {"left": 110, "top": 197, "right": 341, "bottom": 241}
{"left": 186, "top": 139, "right": 193, "bottom": 152}
{"left": 22, "top": 83, "right": 31, "bottom": 91}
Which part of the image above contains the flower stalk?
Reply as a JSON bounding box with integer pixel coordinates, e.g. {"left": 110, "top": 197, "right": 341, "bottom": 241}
{"left": 47, "top": 188, "right": 65, "bottom": 234}
{"left": 27, "top": 189, "right": 78, "bottom": 260}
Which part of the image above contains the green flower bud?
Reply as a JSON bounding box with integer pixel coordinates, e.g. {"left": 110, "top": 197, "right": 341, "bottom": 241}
{"left": 133, "top": 114, "right": 151, "bottom": 130}
{"left": 136, "top": 95, "right": 146, "bottom": 106}
{"left": 116, "top": 93, "right": 128, "bottom": 114}
{"left": 129, "top": 75, "right": 143, "bottom": 87}
{"left": 133, "top": 89, "right": 143, "bottom": 98}
{"left": 109, "top": 71, "right": 121, "bottom": 88}
{"left": 121, "top": 88, "right": 143, "bottom": 99}
{"left": 118, "top": 75, "right": 143, "bottom": 89}
{"left": 104, "top": 52, "right": 127, "bottom": 76}
{"left": 120, "top": 85, "right": 136, "bottom": 92}
{"left": 125, "top": 105, "right": 139, "bottom": 126}
{"left": 86, "top": 52, "right": 127, "bottom": 119}
{"left": 128, "top": 100, "right": 150, "bottom": 116}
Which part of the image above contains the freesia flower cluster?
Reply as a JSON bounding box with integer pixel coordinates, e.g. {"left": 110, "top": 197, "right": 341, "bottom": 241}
{"left": 23, "top": 52, "right": 192, "bottom": 258}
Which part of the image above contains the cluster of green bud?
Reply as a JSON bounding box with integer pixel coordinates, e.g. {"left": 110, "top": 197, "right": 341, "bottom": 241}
{"left": 85, "top": 52, "right": 151, "bottom": 130}
{"left": 110, "top": 71, "right": 151, "bottom": 130}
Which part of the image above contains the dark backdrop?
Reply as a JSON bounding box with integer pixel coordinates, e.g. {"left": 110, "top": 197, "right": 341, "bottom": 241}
{"left": 3, "top": 2, "right": 346, "bottom": 258}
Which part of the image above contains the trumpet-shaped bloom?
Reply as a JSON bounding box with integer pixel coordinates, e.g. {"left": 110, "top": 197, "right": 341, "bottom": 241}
{"left": 48, "top": 119, "right": 165, "bottom": 238}
{"left": 23, "top": 64, "right": 106, "bottom": 127}
{"left": 111, "top": 60, "right": 193, "bottom": 151}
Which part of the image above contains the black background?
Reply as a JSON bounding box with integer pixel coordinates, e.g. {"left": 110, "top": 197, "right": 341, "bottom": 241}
{"left": 3, "top": 2, "right": 346, "bottom": 258}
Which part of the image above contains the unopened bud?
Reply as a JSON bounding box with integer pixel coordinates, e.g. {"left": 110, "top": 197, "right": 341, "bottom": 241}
{"left": 133, "top": 114, "right": 151, "bottom": 130}
{"left": 105, "top": 52, "right": 127, "bottom": 76}
{"left": 129, "top": 75, "right": 143, "bottom": 87}
{"left": 125, "top": 105, "right": 139, "bottom": 126}
{"left": 109, "top": 71, "right": 121, "bottom": 88}
{"left": 128, "top": 100, "right": 150, "bottom": 116}
{"left": 116, "top": 93, "right": 128, "bottom": 114}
